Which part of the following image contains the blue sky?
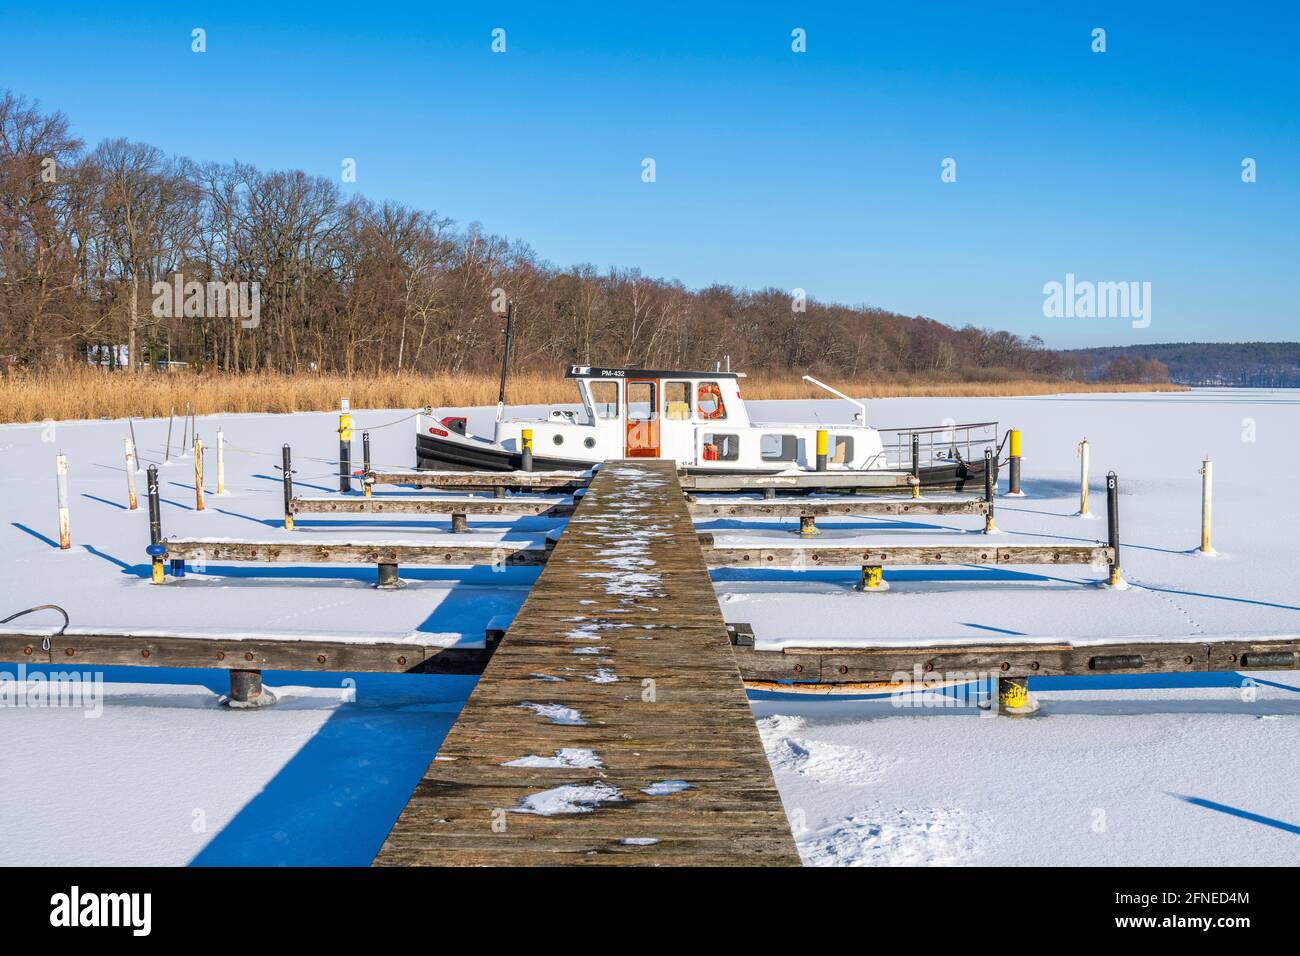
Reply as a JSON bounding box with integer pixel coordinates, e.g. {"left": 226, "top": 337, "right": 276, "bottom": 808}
{"left": 4, "top": 1, "right": 1296, "bottom": 347}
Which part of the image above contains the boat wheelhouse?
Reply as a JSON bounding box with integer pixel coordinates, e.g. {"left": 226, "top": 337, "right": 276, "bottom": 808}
{"left": 414, "top": 364, "right": 999, "bottom": 491}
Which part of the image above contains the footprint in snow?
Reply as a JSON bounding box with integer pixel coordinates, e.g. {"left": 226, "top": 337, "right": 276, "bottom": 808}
{"left": 796, "top": 806, "right": 984, "bottom": 867}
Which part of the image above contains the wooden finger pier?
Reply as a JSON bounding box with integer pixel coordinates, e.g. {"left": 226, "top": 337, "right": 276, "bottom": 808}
{"left": 374, "top": 459, "right": 800, "bottom": 866}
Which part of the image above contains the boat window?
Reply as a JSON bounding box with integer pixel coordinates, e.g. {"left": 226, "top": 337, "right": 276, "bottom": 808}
{"left": 831, "top": 436, "right": 853, "bottom": 464}
{"left": 760, "top": 434, "right": 798, "bottom": 462}
{"left": 665, "top": 381, "right": 691, "bottom": 420}
{"left": 588, "top": 381, "right": 619, "bottom": 419}
{"left": 702, "top": 433, "right": 739, "bottom": 461}
{"left": 697, "top": 381, "right": 727, "bottom": 420}
{"left": 627, "top": 381, "right": 657, "bottom": 421}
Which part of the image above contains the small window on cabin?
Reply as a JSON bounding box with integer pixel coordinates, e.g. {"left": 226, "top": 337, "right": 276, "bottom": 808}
{"left": 588, "top": 381, "right": 619, "bottom": 419}
{"left": 701, "top": 433, "right": 739, "bottom": 461}
{"left": 831, "top": 436, "right": 853, "bottom": 464}
{"left": 697, "top": 381, "right": 726, "bottom": 420}
{"left": 626, "top": 381, "right": 657, "bottom": 421}
{"left": 760, "top": 434, "right": 798, "bottom": 462}
{"left": 665, "top": 381, "right": 691, "bottom": 420}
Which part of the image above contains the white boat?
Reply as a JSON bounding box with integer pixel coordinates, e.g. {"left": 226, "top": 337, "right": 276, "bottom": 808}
{"left": 414, "top": 364, "right": 1000, "bottom": 492}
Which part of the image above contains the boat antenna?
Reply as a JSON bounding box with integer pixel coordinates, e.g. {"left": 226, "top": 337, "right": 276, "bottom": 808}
{"left": 496, "top": 299, "right": 514, "bottom": 423}
{"left": 802, "top": 375, "right": 866, "bottom": 423}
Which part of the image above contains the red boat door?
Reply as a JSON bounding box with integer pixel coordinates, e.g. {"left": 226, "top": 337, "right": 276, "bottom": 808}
{"left": 624, "top": 378, "right": 660, "bottom": 457}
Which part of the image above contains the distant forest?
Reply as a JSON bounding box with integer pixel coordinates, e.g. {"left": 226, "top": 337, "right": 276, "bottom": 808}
{"left": 1, "top": 90, "right": 1291, "bottom": 389}
{"left": 0, "top": 89, "right": 1064, "bottom": 381}
{"left": 1061, "top": 342, "right": 1300, "bottom": 387}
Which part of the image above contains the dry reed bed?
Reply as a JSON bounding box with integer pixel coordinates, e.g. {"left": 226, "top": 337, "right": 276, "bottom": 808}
{"left": 0, "top": 368, "right": 1185, "bottom": 424}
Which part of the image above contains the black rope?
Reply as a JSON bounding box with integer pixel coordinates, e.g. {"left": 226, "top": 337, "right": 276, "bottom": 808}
{"left": 1, "top": 604, "right": 69, "bottom": 652}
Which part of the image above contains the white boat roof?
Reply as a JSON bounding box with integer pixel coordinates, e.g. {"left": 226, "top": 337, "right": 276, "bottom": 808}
{"left": 566, "top": 364, "right": 740, "bottom": 380}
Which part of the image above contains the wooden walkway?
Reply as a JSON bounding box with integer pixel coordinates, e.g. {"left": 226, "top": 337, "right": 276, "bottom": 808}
{"left": 375, "top": 459, "right": 799, "bottom": 866}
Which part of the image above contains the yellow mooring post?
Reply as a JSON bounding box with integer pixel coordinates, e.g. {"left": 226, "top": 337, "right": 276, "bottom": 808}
{"left": 1199, "top": 457, "right": 1215, "bottom": 555}
{"left": 1006, "top": 428, "right": 1024, "bottom": 496}
{"left": 816, "top": 430, "right": 828, "bottom": 471}
{"left": 521, "top": 428, "right": 534, "bottom": 471}
{"left": 997, "top": 676, "right": 1039, "bottom": 716}
{"left": 339, "top": 398, "right": 352, "bottom": 493}
{"left": 193, "top": 438, "right": 205, "bottom": 511}
{"left": 56, "top": 453, "right": 71, "bottom": 550}
{"left": 856, "top": 565, "right": 887, "bottom": 592}
{"left": 124, "top": 438, "right": 138, "bottom": 510}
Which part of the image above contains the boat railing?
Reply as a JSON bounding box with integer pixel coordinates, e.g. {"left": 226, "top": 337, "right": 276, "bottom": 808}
{"left": 874, "top": 421, "right": 1000, "bottom": 472}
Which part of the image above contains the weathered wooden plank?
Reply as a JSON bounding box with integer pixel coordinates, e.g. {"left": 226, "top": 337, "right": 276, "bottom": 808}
{"left": 680, "top": 470, "right": 914, "bottom": 491}
{"left": 688, "top": 497, "right": 989, "bottom": 517}
{"left": 162, "top": 539, "right": 550, "bottom": 566}
{"left": 0, "top": 630, "right": 487, "bottom": 673}
{"left": 367, "top": 470, "right": 590, "bottom": 492}
{"left": 730, "top": 638, "right": 1300, "bottom": 684}
{"left": 0, "top": 633, "right": 53, "bottom": 665}
{"left": 374, "top": 459, "right": 799, "bottom": 867}
{"left": 290, "top": 496, "right": 575, "bottom": 516}
{"left": 701, "top": 543, "right": 1114, "bottom": 568}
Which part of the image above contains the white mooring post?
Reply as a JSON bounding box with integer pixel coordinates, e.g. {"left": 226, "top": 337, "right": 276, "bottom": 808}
{"left": 56, "top": 453, "right": 71, "bottom": 550}
{"left": 1199, "top": 457, "right": 1215, "bottom": 555}
{"left": 216, "top": 429, "right": 226, "bottom": 495}
{"left": 1076, "top": 438, "right": 1091, "bottom": 517}
{"left": 124, "top": 438, "right": 139, "bottom": 510}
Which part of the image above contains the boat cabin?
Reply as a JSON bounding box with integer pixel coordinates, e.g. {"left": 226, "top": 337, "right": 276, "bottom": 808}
{"left": 485, "top": 365, "right": 883, "bottom": 471}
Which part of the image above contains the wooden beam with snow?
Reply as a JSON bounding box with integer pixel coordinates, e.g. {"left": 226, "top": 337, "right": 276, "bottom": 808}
{"left": 687, "top": 496, "right": 990, "bottom": 517}
{"left": 365, "top": 470, "right": 591, "bottom": 492}
{"left": 288, "top": 495, "right": 576, "bottom": 517}
{"left": 679, "top": 470, "right": 915, "bottom": 492}
{"left": 730, "top": 637, "right": 1300, "bottom": 684}
{"left": 161, "top": 538, "right": 551, "bottom": 567}
{"left": 698, "top": 538, "right": 1114, "bottom": 569}
{"left": 0, "top": 629, "right": 488, "bottom": 673}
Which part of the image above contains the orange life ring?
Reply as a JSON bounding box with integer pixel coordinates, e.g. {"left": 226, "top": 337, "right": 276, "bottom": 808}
{"left": 698, "top": 383, "right": 726, "bottom": 420}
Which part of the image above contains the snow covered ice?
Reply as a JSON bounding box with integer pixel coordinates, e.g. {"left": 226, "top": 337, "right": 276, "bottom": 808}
{"left": 1, "top": 390, "right": 1297, "bottom": 865}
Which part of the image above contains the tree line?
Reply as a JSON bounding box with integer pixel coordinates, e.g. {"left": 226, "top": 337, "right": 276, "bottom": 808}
{"left": 3, "top": 89, "right": 1070, "bottom": 380}
{"left": 1062, "top": 343, "right": 1298, "bottom": 387}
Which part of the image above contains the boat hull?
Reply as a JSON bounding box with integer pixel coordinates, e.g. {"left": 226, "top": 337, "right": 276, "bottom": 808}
{"left": 415, "top": 431, "right": 995, "bottom": 492}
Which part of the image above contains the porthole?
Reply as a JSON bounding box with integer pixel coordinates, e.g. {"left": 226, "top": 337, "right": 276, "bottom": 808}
{"left": 584, "top": 437, "right": 595, "bottom": 449}
{"left": 553, "top": 434, "right": 564, "bottom": 446}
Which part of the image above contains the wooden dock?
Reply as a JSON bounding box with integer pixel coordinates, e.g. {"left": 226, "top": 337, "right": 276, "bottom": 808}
{"left": 290, "top": 495, "right": 575, "bottom": 517}
{"left": 375, "top": 459, "right": 799, "bottom": 866}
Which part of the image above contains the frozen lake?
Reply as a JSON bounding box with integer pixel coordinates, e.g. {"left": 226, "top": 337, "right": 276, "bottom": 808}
{"left": 0, "top": 388, "right": 1296, "bottom": 865}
